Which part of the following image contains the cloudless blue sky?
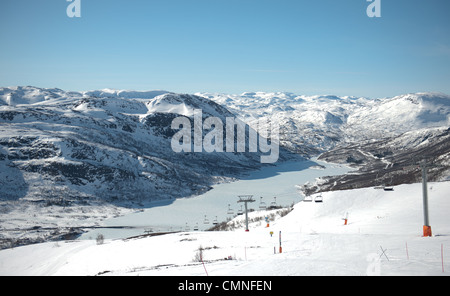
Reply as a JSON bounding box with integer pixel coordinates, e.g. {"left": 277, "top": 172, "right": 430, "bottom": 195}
{"left": 1, "top": 0, "right": 450, "bottom": 98}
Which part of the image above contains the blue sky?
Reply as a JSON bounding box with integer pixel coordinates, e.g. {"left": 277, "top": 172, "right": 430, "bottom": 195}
{"left": 1, "top": 0, "right": 450, "bottom": 98}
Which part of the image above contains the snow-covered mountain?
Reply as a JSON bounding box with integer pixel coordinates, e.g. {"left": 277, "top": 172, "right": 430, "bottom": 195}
{"left": 301, "top": 126, "right": 450, "bottom": 195}
{"left": 199, "top": 91, "right": 450, "bottom": 155}
{"left": 0, "top": 86, "right": 286, "bottom": 202}
{"left": 199, "top": 91, "right": 450, "bottom": 193}
{"left": 0, "top": 87, "right": 300, "bottom": 247}
{"left": 1, "top": 86, "right": 449, "bottom": 248}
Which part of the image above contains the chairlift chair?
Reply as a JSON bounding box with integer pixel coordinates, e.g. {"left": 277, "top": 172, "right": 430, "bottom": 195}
{"left": 383, "top": 176, "right": 394, "bottom": 191}
{"left": 185, "top": 223, "right": 190, "bottom": 232}
{"left": 303, "top": 196, "right": 313, "bottom": 202}
{"left": 227, "top": 204, "right": 234, "bottom": 215}
{"left": 374, "top": 173, "right": 383, "bottom": 189}
{"left": 269, "top": 197, "right": 277, "bottom": 208}
{"left": 314, "top": 195, "right": 323, "bottom": 203}
{"left": 203, "top": 215, "right": 209, "bottom": 224}
{"left": 213, "top": 216, "right": 218, "bottom": 225}
{"left": 259, "top": 197, "right": 267, "bottom": 210}
{"left": 194, "top": 223, "right": 199, "bottom": 231}
{"left": 237, "top": 205, "right": 243, "bottom": 215}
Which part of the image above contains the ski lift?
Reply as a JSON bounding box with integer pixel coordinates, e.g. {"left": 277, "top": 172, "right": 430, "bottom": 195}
{"left": 237, "top": 205, "right": 243, "bottom": 215}
{"left": 227, "top": 204, "right": 234, "bottom": 215}
{"left": 374, "top": 173, "right": 383, "bottom": 189}
{"left": 269, "top": 197, "right": 277, "bottom": 209}
{"left": 194, "top": 223, "right": 199, "bottom": 231}
{"left": 303, "top": 196, "right": 313, "bottom": 202}
{"left": 259, "top": 197, "right": 267, "bottom": 210}
{"left": 314, "top": 195, "right": 323, "bottom": 203}
{"left": 203, "top": 215, "right": 209, "bottom": 224}
{"left": 185, "top": 223, "right": 190, "bottom": 232}
{"left": 213, "top": 216, "right": 218, "bottom": 225}
{"left": 383, "top": 176, "right": 394, "bottom": 191}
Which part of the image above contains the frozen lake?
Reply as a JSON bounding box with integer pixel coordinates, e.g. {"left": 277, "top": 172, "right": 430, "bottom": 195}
{"left": 79, "top": 158, "right": 349, "bottom": 240}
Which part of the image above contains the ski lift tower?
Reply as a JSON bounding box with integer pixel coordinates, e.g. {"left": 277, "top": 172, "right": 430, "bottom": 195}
{"left": 417, "top": 158, "right": 445, "bottom": 237}
{"left": 237, "top": 195, "right": 255, "bottom": 232}
{"left": 403, "top": 157, "right": 444, "bottom": 237}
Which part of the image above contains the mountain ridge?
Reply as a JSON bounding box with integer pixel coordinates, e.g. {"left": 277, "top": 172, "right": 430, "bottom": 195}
{"left": 1, "top": 86, "right": 449, "bottom": 248}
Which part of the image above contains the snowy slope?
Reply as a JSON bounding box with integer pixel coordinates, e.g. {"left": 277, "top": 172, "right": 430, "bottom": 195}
{"left": 199, "top": 92, "right": 362, "bottom": 155}
{"left": 1, "top": 86, "right": 449, "bottom": 251}
{"left": 0, "top": 87, "right": 284, "bottom": 207}
{"left": 308, "top": 126, "right": 450, "bottom": 194}
{"left": 199, "top": 91, "right": 450, "bottom": 155}
{"left": 1, "top": 181, "right": 449, "bottom": 276}
{"left": 346, "top": 92, "right": 450, "bottom": 141}
{"left": 0, "top": 86, "right": 169, "bottom": 105}
{"left": 201, "top": 91, "right": 450, "bottom": 193}
{"left": 1, "top": 87, "right": 290, "bottom": 248}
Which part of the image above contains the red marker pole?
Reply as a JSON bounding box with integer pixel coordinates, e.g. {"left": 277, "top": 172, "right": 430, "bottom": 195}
{"left": 279, "top": 231, "right": 282, "bottom": 254}
{"left": 200, "top": 252, "right": 208, "bottom": 276}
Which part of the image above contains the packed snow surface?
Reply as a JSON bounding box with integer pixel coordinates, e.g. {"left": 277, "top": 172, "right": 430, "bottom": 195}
{"left": 1, "top": 181, "right": 449, "bottom": 276}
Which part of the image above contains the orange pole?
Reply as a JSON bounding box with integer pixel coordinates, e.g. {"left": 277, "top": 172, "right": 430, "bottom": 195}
{"left": 343, "top": 212, "right": 348, "bottom": 225}
{"left": 423, "top": 225, "right": 432, "bottom": 237}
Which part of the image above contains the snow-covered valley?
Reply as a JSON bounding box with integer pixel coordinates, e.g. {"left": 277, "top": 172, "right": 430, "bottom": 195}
{"left": 1, "top": 181, "right": 449, "bottom": 276}
{"left": 0, "top": 86, "right": 449, "bottom": 276}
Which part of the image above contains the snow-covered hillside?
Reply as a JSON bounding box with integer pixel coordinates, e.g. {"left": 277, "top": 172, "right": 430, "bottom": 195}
{"left": 1, "top": 86, "right": 449, "bottom": 250}
{"left": 199, "top": 91, "right": 450, "bottom": 194}
{"left": 1, "top": 86, "right": 292, "bottom": 247}
{"left": 199, "top": 91, "right": 450, "bottom": 155}
{"left": 308, "top": 126, "right": 450, "bottom": 194}
{"left": 1, "top": 181, "right": 449, "bottom": 276}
